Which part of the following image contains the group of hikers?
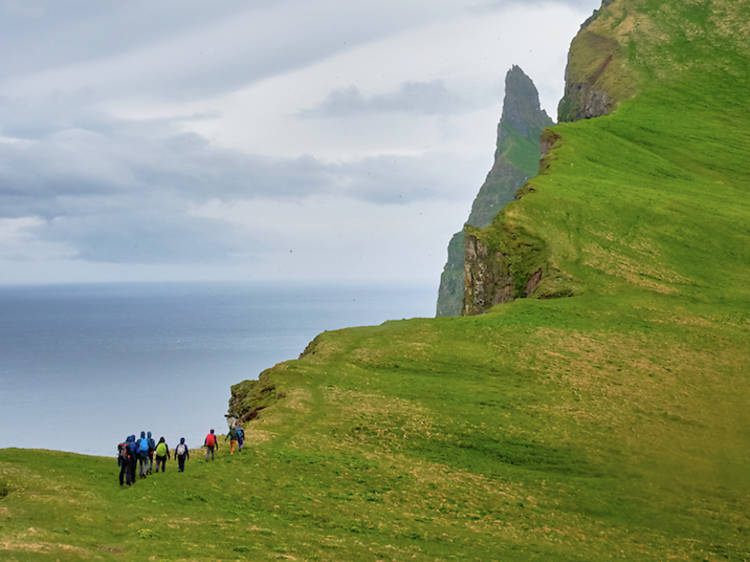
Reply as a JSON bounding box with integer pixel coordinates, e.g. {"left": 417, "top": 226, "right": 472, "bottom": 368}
{"left": 116, "top": 425, "right": 245, "bottom": 487}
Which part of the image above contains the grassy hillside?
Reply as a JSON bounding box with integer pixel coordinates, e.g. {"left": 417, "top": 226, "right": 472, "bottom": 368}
{"left": 2, "top": 0, "right": 749, "bottom": 559}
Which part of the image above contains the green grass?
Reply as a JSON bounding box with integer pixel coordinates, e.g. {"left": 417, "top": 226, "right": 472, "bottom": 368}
{"left": 2, "top": 294, "right": 747, "bottom": 559}
{"left": 497, "top": 122, "right": 549, "bottom": 178}
{"left": 2, "top": 0, "right": 749, "bottom": 559}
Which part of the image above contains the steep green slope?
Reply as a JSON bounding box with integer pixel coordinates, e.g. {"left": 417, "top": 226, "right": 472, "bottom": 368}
{"left": 463, "top": 0, "right": 750, "bottom": 313}
{"left": 2, "top": 1, "right": 749, "bottom": 559}
{"left": 436, "top": 66, "right": 552, "bottom": 317}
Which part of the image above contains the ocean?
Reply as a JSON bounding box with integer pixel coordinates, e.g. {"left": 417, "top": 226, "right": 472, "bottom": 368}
{"left": 0, "top": 282, "right": 435, "bottom": 457}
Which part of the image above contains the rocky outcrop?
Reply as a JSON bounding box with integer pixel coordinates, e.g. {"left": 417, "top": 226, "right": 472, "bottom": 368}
{"left": 539, "top": 129, "right": 562, "bottom": 160}
{"left": 580, "top": 0, "right": 616, "bottom": 31}
{"left": 557, "top": 36, "right": 617, "bottom": 121}
{"left": 436, "top": 231, "right": 466, "bottom": 317}
{"left": 463, "top": 235, "right": 512, "bottom": 312}
{"left": 228, "top": 370, "right": 281, "bottom": 424}
{"left": 436, "top": 66, "right": 552, "bottom": 317}
{"left": 557, "top": 0, "right": 636, "bottom": 122}
{"left": 462, "top": 223, "right": 549, "bottom": 316}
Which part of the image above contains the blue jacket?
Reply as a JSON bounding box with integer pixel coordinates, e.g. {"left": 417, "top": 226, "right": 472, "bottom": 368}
{"left": 126, "top": 438, "right": 137, "bottom": 461}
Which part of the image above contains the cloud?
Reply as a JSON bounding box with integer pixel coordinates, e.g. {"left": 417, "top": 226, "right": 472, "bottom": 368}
{"left": 0, "top": 216, "right": 76, "bottom": 260}
{"left": 186, "top": 194, "right": 464, "bottom": 283}
{"left": 0, "top": 0, "right": 594, "bottom": 282}
{"left": 472, "top": 0, "right": 601, "bottom": 10}
{"left": 0, "top": 1, "right": 481, "bottom": 105}
{"left": 300, "top": 81, "right": 473, "bottom": 118}
{"left": 0, "top": 99, "right": 480, "bottom": 264}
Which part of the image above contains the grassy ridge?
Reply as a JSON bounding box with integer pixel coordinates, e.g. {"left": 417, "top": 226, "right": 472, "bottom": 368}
{"left": 2, "top": 0, "right": 749, "bottom": 559}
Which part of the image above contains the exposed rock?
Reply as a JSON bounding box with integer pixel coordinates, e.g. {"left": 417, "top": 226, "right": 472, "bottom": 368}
{"left": 580, "top": 0, "right": 616, "bottom": 30}
{"left": 539, "top": 129, "right": 562, "bottom": 159}
{"left": 558, "top": 33, "right": 618, "bottom": 121}
{"left": 436, "top": 66, "right": 552, "bottom": 316}
{"left": 525, "top": 268, "right": 543, "bottom": 295}
{"left": 436, "top": 231, "right": 466, "bottom": 317}
{"left": 496, "top": 65, "right": 554, "bottom": 144}
{"left": 227, "top": 374, "right": 279, "bottom": 424}
{"left": 462, "top": 224, "right": 548, "bottom": 316}
{"left": 557, "top": 1, "right": 635, "bottom": 122}
{"left": 463, "top": 235, "right": 513, "bottom": 314}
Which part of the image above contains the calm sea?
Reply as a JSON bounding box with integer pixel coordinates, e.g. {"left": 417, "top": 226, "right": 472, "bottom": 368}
{"left": 0, "top": 282, "right": 435, "bottom": 457}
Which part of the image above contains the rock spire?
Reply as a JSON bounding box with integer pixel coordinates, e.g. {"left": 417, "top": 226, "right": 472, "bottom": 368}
{"left": 436, "top": 66, "right": 552, "bottom": 317}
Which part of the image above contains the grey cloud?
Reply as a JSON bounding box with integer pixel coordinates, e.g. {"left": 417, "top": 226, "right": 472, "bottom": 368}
{"left": 0, "top": 104, "right": 474, "bottom": 263}
{"left": 300, "top": 81, "right": 473, "bottom": 118}
{"left": 469, "top": 0, "right": 600, "bottom": 13}
{"left": 41, "top": 211, "right": 246, "bottom": 264}
{"left": 0, "top": 1, "right": 474, "bottom": 104}
{"left": 336, "top": 154, "right": 472, "bottom": 204}
{"left": 0, "top": 1, "right": 280, "bottom": 81}
{"left": 556, "top": 0, "right": 602, "bottom": 8}
{"left": 0, "top": 92, "right": 218, "bottom": 139}
{"left": 0, "top": 0, "right": 558, "bottom": 269}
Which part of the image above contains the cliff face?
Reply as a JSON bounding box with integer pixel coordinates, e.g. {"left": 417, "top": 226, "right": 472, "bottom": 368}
{"left": 557, "top": 0, "right": 636, "bottom": 122}
{"left": 463, "top": 230, "right": 545, "bottom": 313}
{"left": 463, "top": 1, "right": 628, "bottom": 316}
{"left": 436, "top": 66, "right": 552, "bottom": 317}
{"left": 462, "top": 217, "right": 554, "bottom": 315}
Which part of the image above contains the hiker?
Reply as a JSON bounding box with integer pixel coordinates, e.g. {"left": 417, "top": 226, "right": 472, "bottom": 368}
{"left": 154, "top": 436, "right": 170, "bottom": 473}
{"left": 204, "top": 429, "right": 218, "bottom": 461}
{"left": 226, "top": 425, "right": 239, "bottom": 454}
{"left": 146, "top": 431, "right": 156, "bottom": 475}
{"left": 237, "top": 426, "right": 245, "bottom": 452}
{"left": 137, "top": 431, "right": 150, "bottom": 478}
{"left": 175, "top": 437, "right": 189, "bottom": 472}
{"left": 117, "top": 437, "right": 134, "bottom": 487}
{"left": 126, "top": 435, "right": 138, "bottom": 484}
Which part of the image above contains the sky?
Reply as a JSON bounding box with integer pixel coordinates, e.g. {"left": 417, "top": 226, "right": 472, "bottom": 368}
{"left": 0, "top": 0, "right": 600, "bottom": 287}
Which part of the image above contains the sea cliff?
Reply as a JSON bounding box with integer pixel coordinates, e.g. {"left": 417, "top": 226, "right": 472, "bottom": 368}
{"left": 436, "top": 66, "right": 552, "bottom": 316}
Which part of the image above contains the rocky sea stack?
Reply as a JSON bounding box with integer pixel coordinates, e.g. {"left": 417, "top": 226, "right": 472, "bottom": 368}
{"left": 436, "top": 66, "right": 552, "bottom": 317}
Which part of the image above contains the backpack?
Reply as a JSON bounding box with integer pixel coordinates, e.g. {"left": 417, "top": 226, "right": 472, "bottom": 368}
{"left": 118, "top": 443, "right": 129, "bottom": 461}
{"left": 148, "top": 438, "right": 156, "bottom": 453}
{"left": 176, "top": 443, "right": 187, "bottom": 456}
{"left": 138, "top": 437, "right": 149, "bottom": 453}
{"left": 205, "top": 433, "right": 216, "bottom": 447}
{"left": 155, "top": 442, "right": 167, "bottom": 457}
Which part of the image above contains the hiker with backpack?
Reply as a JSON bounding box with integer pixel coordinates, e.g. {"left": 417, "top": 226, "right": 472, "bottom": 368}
{"left": 146, "top": 431, "right": 156, "bottom": 475}
{"left": 204, "top": 429, "right": 218, "bottom": 461}
{"left": 127, "top": 434, "right": 138, "bottom": 484}
{"left": 137, "top": 431, "right": 150, "bottom": 478}
{"left": 237, "top": 426, "right": 245, "bottom": 452}
{"left": 226, "top": 425, "right": 239, "bottom": 454}
{"left": 154, "top": 437, "right": 170, "bottom": 473}
{"left": 117, "top": 436, "right": 135, "bottom": 487}
{"left": 175, "top": 438, "right": 189, "bottom": 472}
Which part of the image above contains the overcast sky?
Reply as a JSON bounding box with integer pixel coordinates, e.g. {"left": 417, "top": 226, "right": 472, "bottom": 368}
{"left": 0, "top": 0, "right": 599, "bottom": 286}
